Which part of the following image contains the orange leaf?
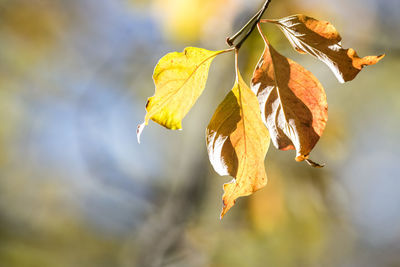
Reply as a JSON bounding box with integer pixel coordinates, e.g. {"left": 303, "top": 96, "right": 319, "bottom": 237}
{"left": 251, "top": 24, "right": 328, "bottom": 162}
{"left": 264, "top": 15, "right": 384, "bottom": 83}
{"left": 206, "top": 63, "right": 270, "bottom": 219}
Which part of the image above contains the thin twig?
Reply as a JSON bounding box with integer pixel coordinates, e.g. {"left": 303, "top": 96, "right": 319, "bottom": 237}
{"left": 226, "top": 9, "right": 263, "bottom": 46}
{"left": 226, "top": 0, "right": 272, "bottom": 49}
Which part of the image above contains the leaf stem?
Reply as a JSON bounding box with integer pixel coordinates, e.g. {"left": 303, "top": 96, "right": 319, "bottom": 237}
{"left": 234, "top": 48, "right": 239, "bottom": 82}
{"left": 226, "top": 0, "right": 272, "bottom": 49}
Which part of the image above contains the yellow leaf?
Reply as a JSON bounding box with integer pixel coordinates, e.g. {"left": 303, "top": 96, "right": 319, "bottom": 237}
{"left": 264, "top": 15, "right": 384, "bottom": 83}
{"left": 137, "top": 47, "right": 226, "bottom": 142}
{"left": 206, "top": 67, "right": 270, "bottom": 219}
{"left": 251, "top": 25, "right": 328, "bottom": 163}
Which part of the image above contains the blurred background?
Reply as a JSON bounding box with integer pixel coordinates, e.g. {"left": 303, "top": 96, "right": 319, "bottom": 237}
{"left": 0, "top": 0, "right": 399, "bottom": 266}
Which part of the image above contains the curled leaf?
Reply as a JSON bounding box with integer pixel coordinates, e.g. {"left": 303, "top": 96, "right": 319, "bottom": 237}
{"left": 206, "top": 68, "right": 270, "bottom": 218}
{"left": 137, "top": 47, "right": 226, "bottom": 142}
{"left": 264, "top": 15, "right": 384, "bottom": 83}
{"left": 251, "top": 24, "right": 328, "bottom": 162}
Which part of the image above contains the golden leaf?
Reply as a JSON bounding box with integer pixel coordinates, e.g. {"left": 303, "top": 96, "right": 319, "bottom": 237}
{"left": 264, "top": 15, "right": 384, "bottom": 83}
{"left": 251, "top": 24, "right": 328, "bottom": 162}
{"left": 206, "top": 65, "right": 270, "bottom": 218}
{"left": 137, "top": 47, "right": 226, "bottom": 142}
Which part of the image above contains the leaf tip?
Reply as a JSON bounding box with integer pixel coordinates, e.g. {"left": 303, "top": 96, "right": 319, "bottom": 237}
{"left": 219, "top": 210, "right": 226, "bottom": 220}
{"left": 349, "top": 49, "right": 386, "bottom": 70}
{"left": 136, "top": 122, "right": 146, "bottom": 144}
{"left": 377, "top": 53, "right": 386, "bottom": 61}
{"left": 296, "top": 154, "right": 325, "bottom": 168}
{"left": 305, "top": 159, "right": 325, "bottom": 168}
{"left": 220, "top": 197, "right": 234, "bottom": 220}
{"left": 361, "top": 53, "right": 385, "bottom": 67}
{"left": 220, "top": 182, "right": 236, "bottom": 219}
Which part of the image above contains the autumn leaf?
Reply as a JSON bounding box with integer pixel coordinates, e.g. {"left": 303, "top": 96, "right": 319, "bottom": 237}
{"left": 136, "top": 1, "right": 387, "bottom": 220}
{"left": 263, "top": 15, "right": 384, "bottom": 83}
{"left": 137, "top": 47, "right": 228, "bottom": 142}
{"left": 206, "top": 54, "right": 270, "bottom": 218}
{"left": 251, "top": 24, "right": 328, "bottom": 163}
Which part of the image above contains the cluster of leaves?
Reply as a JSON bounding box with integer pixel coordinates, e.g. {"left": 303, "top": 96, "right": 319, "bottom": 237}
{"left": 137, "top": 9, "right": 383, "bottom": 218}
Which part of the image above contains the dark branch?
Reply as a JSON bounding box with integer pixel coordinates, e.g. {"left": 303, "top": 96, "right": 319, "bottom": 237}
{"left": 226, "top": 0, "right": 272, "bottom": 49}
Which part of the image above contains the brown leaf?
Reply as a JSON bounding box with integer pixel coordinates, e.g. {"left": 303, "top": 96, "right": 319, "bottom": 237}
{"left": 264, "top": 15, "right": 384, "bottom": 83}
{"left": 206, "top": 66, "right": 270, "bottom": 219}
{"left": 251, "top": 24, "right": 328, "bottom": 162}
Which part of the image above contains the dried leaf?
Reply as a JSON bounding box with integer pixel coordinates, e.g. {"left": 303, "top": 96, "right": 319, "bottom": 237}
{"left": 265, "top": 15, "right": 384, "bottom": 83}
{"left": 137, "top": 47, "right": 225, "bottom": 142}
{"left": 251, "top": 25, "right": 328, "bottom": 162}
{"left": 206, "top": 68, "right": 270, "bottom": 218}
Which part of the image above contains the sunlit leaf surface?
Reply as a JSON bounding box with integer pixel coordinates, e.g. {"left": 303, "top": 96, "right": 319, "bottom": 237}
{"left": 206, "top": 69, "right": 270, "bottom": 218}
{"left": 251, "top": 25, "right": 328, "bottom": 162}
{"left": 137, "top": 47, "right": 224, "bottom": 142}
{"left": 265, "top": 15, "right": 384, "bottom": 83}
